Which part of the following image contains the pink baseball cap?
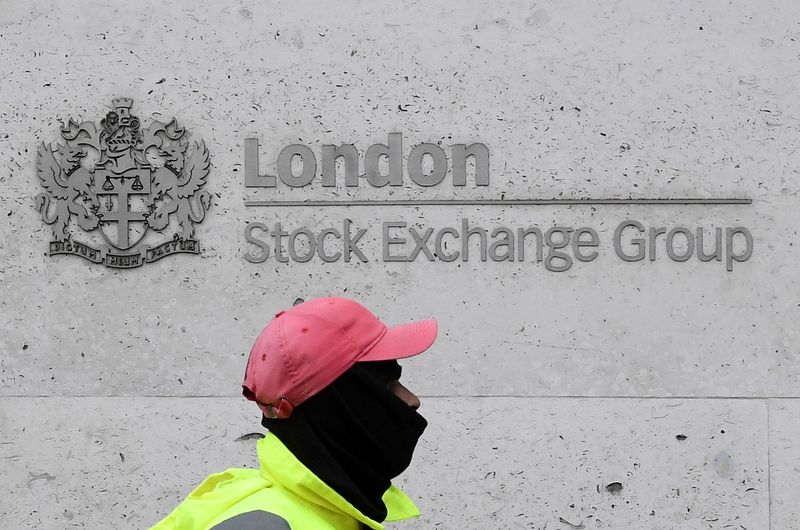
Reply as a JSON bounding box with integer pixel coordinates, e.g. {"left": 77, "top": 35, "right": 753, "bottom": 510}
{"left": 242, "top": 297, "right": 438, "bottom": 419}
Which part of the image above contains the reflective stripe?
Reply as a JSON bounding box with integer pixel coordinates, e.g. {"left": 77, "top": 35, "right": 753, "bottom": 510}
{"left": 209, "top": 510, "right": 291, "bottom": 530}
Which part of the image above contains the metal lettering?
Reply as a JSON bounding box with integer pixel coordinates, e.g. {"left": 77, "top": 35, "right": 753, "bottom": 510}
{"left": 489, "top": 227, "right": 514, "bottom": 262}
{"left": 273, "top": 222, "right": 289, "bottom": 263}
{"left": 408, "top": 143, "right": 447, "bottom": 187}
{"left": 452, "top": 143, "right": 490, "bottom": 186}
{"left": 321, "top": 144, "right": 358, "bottom": 187}
{"left": 573, "top": 227, "right": 599, "bottom": 262}
{"left": 434, "top": 227, "right": 459, "bottom": 262}
{"left": 726, "top": 227, "right": 753, "bottom": 271}
{"left": 648, "top": 226, "right": 666, "bottom": 261}
{"left": 365, "top": 133, "right": 402, "bottom": 187}
{"left": 244, "top": 138, "right": 277, "bottom": 187}
{"left": 106, "top": 251, "right": 144, "bottom": 269}
{"left": 344, "top": 219, "right": 368, "bottom": 262}
{"left": 244, "top": 133, "right": 489, "bottom": 188}
{"left": 461, "top": 218, "right": 487, "bottom": 262}
{"left": 516, "top": 227, "right": 544, "bottom": 262}
{"left": 382, "top": 221, "right": 407, "bottom": 262}
{"left": 614, "top": 221, "right": 646, "bottom": 262}
{"left": 666, "top": 227, "right": 694, "bottom": 262}
{"left": 277, "top": 144, "right": 316, "bottom": 187}
{"left": 697, "top": 227, "right": 723, "bottom": 262}
{"left": 317, "top": 228, "right": 342, "bottom": 262}
{"left": 409, "top": 227, "right": 435, "bottom": 261}
{"left": 544, "top": 227, "right": 572, "bottom": 272}
{"left": 288, "top": 228, "right": 316, "bottom": 263}
{"left": 145, "top": 239, "right": 200, "bottom": 263}
{"left": 244, "top": 222, "right": 269, "bottom": 263}
{"left": 49, "top": 240, "right": 104, "bottom": 264}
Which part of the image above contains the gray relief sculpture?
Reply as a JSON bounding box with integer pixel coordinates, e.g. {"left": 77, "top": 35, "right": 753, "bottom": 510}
{"left": 35, "top": 98, "right": 212, "bottom": 268}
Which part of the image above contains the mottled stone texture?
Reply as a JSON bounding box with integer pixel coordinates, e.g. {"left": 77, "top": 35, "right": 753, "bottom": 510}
{"left": 0, "top": 397, "right": 770, "bottom": 529}
{"left": 0, "top": 0, "right": 798, "bottom": 527}
{"left": 768, "top": 400, "right": 800, "bottom": 530}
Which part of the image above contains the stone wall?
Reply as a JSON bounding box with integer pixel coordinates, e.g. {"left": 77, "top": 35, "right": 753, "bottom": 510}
{"left": 1, "top": 1, "right": 798, "bottom": 528}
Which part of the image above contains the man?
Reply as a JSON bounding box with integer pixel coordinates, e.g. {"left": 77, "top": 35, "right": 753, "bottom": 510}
{"left": 151, "top": 297, "right": 438, "bottom": 529}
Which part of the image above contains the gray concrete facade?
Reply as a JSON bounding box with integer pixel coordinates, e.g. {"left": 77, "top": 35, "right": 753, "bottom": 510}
{"left": 1, "top": 0, "right": 798, "bottom": 528}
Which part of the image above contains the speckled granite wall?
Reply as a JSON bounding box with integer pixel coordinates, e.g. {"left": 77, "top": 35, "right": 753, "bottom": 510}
{"left": 1, "top": 1, "right": 798, "bottom": 528}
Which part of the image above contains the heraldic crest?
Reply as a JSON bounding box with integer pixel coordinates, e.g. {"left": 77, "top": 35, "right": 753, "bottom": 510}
{"left": 35, "top": 98, "right": 212, "bottom": 268}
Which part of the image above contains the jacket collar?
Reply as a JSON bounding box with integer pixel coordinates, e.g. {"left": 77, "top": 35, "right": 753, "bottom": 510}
{"left": 257, "top": 432, "right": 420, "bottom": 529}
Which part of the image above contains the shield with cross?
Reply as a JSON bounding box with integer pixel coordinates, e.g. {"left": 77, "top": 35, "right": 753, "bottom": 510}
{"left": 95, "top": 168, "right": 152, "bottom": 251}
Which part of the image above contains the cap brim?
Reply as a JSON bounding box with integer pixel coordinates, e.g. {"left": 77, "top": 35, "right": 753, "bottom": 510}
{"left": 361, "top": 319, "right": 438, "bottom": 362}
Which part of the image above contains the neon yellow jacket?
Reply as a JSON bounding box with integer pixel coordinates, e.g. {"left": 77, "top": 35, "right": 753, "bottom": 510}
{"left": 149, "top": 432, "right": 420, "bottom": 530}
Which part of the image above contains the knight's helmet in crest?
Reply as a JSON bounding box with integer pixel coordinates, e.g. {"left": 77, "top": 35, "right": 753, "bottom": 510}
{"left": 101, "top": 97, "right": 141, "bottom": 155}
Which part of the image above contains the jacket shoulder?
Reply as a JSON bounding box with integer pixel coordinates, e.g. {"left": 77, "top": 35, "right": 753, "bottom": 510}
{"left": 209, "top": 510, "right": 291, "bottom": 530}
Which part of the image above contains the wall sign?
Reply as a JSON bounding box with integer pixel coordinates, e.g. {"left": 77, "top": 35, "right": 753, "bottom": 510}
{"left": 32, "top": 104, "right": 752, "bottom": 273}
{"left": 242, "top": 134, "right": 753, "bottom": 271}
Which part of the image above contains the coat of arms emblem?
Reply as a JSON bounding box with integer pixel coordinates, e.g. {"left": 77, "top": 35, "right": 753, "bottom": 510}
{"left": 35, "top": 98, "right": 212, "bottom": 268}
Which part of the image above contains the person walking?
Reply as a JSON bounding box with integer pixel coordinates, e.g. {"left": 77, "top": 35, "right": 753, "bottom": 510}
{"left": 151, "top": 297, "right": 438, "bottom": 530}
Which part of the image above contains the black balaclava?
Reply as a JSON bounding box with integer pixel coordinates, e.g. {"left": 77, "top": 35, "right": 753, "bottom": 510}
{"left": 261, "top": 360, "right": 427, "bottom": 522}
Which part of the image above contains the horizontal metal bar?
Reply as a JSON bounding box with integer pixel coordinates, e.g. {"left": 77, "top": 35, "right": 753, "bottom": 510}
{"left": 244, "top": 198, "right": 752, "bottom": 207}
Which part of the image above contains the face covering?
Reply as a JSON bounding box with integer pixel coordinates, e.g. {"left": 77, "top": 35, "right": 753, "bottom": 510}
{"left": 261, "top": 360, "right": 427, "bottom": 522}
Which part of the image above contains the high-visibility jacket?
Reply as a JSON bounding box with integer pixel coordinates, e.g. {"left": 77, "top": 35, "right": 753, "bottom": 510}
{"left": 149, "top": 432, "right": 420, "bottom": 530}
